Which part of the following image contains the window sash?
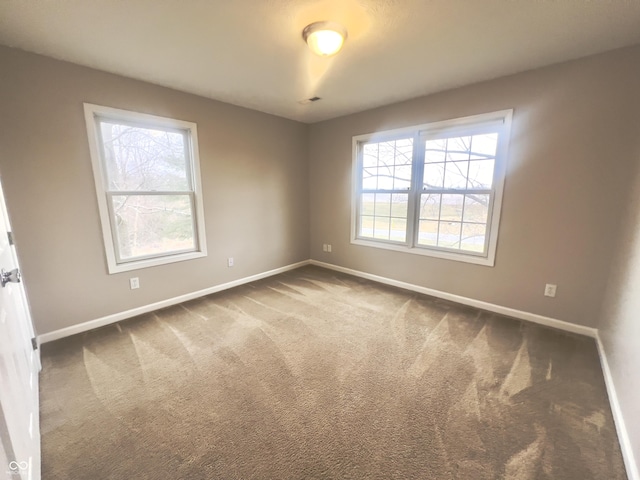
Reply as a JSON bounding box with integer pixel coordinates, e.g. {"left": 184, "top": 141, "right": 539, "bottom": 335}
{"left": 357, "top": 195, "right": 411, "bottom": 245}
{"left": 413, "top": 189, "right": 495, "bottom": 257}
{"left": 105, "top": 191, "right": 199, "bottom": 264}
{"left": 96, "top": 119, "right": 195, "bottom": 193}
{"left": 356, "top": 133, "right": 417, "bottom": 246}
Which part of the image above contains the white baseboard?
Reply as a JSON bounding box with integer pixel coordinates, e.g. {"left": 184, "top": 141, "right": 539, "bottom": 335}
{"left": 596, "top": 333, "right": 639, "bottom": 480}
{"left": 38, "top": 260, "right": 310, "bottom": 344}
{"left": 310, "top": 260, "right": 597, "bottom": 338}
{"left": 40, "top": 258, "right": 596, "bottom": 343}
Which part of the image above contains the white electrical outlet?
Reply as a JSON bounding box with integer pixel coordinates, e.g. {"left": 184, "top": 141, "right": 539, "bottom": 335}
{"left": 322, "top": 244, "right": 328, "bottom": 252}
{"left": 129, "top": 277, "right": 140, "bottom": 290}
{"left": 228, "top": 257, "right": 234, "bottom": 267}
{"left": 327, "top": 244, "right": 332, "bottom": 253}
{"left": 544, "top": 284, "right": 557, "bottom": 297}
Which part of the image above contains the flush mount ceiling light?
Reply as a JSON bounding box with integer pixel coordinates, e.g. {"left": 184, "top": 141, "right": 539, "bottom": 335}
{"left": 302, "top": 21, "right": 348, "bottom": 57}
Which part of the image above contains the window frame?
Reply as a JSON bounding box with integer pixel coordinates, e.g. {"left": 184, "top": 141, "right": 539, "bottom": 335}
{"left": 84, "top": 103, "right": 207, "bottom": 274}
{"left": 351, "top": 110, "right": 513, "bottom": 267}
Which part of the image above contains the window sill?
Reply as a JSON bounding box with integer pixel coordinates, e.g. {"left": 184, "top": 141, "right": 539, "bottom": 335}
{"left": 107, "top": 250, "right": 207, "bottom": 274}
{"left": 351, "top": 238, "right": 495, "bottom": 266}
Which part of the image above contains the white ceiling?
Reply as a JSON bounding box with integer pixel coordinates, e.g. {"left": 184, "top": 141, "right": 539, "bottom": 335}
{"left": 1, "top": 1, "right": 640, "bottom": 123}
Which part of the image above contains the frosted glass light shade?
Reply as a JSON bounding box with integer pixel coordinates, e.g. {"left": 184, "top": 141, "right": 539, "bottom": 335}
{"left": 303, "top": 21, "right": 347, "bottom": 57}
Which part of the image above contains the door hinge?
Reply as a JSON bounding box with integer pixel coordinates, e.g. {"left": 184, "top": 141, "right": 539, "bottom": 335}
{"left": 7, "top": 231, "right": 14, "bottom": 245}
{"left": 31, "top": 337, "right": 38, "bottom": 350}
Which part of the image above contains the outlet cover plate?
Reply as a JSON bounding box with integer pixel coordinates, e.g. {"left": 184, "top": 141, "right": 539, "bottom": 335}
{"left": 544, "top": 284, "right": 557, "bottom": 297}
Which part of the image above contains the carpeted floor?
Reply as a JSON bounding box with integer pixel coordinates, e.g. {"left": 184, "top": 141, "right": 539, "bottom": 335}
{"left": 40, "top": 266, "right": 626, "bottom": 479}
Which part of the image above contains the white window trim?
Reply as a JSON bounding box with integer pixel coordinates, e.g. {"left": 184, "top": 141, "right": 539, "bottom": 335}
{"left": 350, "top": 110, "right": 513, "bottom": 267}
{"left": 84, "top": 103, "right": 207, "bottom": 274}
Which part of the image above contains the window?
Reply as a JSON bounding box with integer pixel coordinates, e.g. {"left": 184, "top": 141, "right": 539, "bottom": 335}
{"left": 84, "top": 104, "right": 207, "bottom": 273}
{"left": 352, "top": 110, "right": 512, "bottom": 266}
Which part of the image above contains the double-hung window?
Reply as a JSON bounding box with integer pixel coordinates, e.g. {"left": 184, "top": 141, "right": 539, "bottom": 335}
{"left": 352, "top": 110, "right": 512, "bottom": 266}
{"left": 84, "top": 104, "right": 207, "bottom": 273}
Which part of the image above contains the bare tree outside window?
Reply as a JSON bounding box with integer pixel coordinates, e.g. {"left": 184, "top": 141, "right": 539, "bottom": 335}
{"left": 418, "top": 133, "right": 497, "bottom": 252}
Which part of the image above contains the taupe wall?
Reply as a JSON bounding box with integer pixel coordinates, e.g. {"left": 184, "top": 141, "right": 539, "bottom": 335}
{"left": 0, "top": 46, "right": 310, "bottom": 335}
{"left": 599, "top": 156, "right": 640, "bottom": 473}
{"left": 308, "top": 45, "right": 640, "bottom": 328}
{"left": 1, "top": 43, "right": 639, "bottom": 343}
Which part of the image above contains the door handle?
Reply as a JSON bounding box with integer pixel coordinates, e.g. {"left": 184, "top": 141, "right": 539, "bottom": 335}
{"left": 1, "top": 268, "right": 20, "bottom": 287}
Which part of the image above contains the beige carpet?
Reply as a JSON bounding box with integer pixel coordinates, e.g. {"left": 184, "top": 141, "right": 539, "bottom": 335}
{"left": 40, "top": 266, "right": 626, "bottom": 479}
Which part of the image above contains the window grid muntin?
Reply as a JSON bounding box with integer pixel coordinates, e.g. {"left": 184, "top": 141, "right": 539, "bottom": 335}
{"left": 355, "top": 117, "right": 506, "bottom": 259}
{"left": 351, "top": 111, "right": 511, "bottom": 266}
{"left": 416, "top": 190, "right": 493, "bottom": 255}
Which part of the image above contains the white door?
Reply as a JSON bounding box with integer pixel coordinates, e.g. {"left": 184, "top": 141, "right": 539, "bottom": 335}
{"left": 0, "top": 177, "right": 40, "bottom": 480}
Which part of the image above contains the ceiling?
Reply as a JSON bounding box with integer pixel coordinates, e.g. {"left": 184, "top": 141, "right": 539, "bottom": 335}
{"left": 1, "top": 1, "right": 640, "bottom": 124}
